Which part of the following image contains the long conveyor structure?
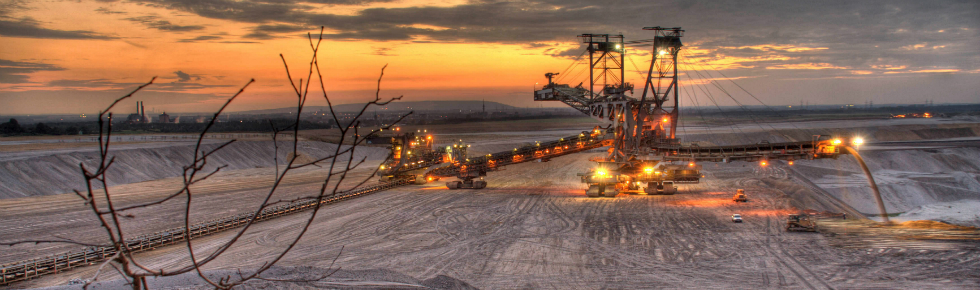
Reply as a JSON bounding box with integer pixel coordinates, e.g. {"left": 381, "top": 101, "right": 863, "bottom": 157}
{"left": 429, "top": 130, "right": 612, "bottom": 189}
{"left": 0, "top": 178, "right": 409, "bottom": 285}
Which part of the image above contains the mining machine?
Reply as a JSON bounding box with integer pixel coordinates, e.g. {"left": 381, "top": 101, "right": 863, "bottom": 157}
{"left": 429, "top": 129, "right": 611, "bottom": 189}
{"left": 376, "top": 127, "right": 612, "bottom": 189}
{"left": 377, "top": 129, "right": 446, "bottom": 185}
{"left": 786, "top": 214, "right": 818, "bottom": 232}
{"left": 534, "top": 26, "right": 860, "bottom": 197}
{"left": 733, "top": 189, "right": 747, "bottom": 202}
{"left": 377, "top": 26, "right": 866, "bottom": 199}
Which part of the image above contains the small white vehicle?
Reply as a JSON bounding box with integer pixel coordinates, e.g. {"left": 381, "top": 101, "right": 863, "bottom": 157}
{"left": 732, "top": 214, "right": 743, "bottom": 223}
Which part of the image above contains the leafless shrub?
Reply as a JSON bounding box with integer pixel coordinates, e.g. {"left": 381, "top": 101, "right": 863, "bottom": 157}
{"left": 2, "top": 27, "right": 409, "bottom": 289}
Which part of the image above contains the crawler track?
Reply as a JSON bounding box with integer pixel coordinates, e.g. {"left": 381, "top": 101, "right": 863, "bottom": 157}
{"left": 0, "top": 178, "right": 409, "bottom": 285}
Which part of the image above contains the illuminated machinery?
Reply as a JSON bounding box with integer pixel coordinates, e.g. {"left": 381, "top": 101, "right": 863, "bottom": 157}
{"left": 428, "top": 129, "right": 611, "bottom": 189}
{"left": 377, "top": 129, "right": 445, "bottom": 184}
{"left": 535, "top": 27, "right": 861, "bottom": 197}
{"left": 374, "top": 127, "right": 610, "bottom": 189}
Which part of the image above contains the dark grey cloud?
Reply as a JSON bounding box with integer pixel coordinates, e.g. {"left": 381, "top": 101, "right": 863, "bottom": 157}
{"left": 128, "top": 0, "right": 979, "bottom": 74}
{"left": 0, "top": 59, "right": 66, "bottom": 83}
{"left": 45, "top": 76, "right": 232, "bottom": 92}
{"left": 172, "top": 70, "right": 202, "bottom": 82}
{"left": 125, "top": 15, "right": 205, "bottom": 32}
{"left": 243, "top": 23, "right": 309, "bottom": 39}
{"left": 0, "top": 0, "right": 28, "bottom": 16}
{"left": 47, "top": 79, "right": 142, "bottom": 88}
{"left": 544, "top": 43, "right": 587, "bottom": 59}
{"left": 1, "top": 0, "right": 115, "bottom": 39}
{"left": 150, "top": 82, "right": 233, "bottom": 91}
{"left": 0, "top": 17, "right": 117, "bottom": 39}
{"left": 175, "top": 70, "right": 191, "bottom": 82}
{"left": 178, "top": 35, "right": 223, "bottom": 42}
{"left": 303, "top": 0, "right": 394, "bottom": 4}
{"left": 372, "top": 47, "right": 394, "bottom": 56}
{"left": 95, "top": 7, "right": 126, "bottom": 14}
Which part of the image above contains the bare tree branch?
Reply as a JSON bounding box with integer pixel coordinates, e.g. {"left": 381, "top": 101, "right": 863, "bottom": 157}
{"left": 2, "top": 28, "right": 411, "bottom": 290}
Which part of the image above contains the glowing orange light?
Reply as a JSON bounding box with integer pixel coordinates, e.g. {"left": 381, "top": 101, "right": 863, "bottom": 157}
{"left": 788, "top": 160, "right": 794, "bottom": 165}
{"left": 662, "top": 117, "right": 669, "bottom": 123}
{"left": 688, "top": 162, "right": 695, "bottom": 167}
{"left": 596, "top": 169, "right": 608, "bottom": 177}
{"left": 760, "top": 160, "right": 768, "bottom": 166}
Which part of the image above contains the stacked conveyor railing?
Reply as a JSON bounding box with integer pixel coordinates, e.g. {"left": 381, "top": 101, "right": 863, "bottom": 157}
{"left": 379, "top": 148, "right": 446, "bottom": 176}
{"left": 652, "top": 139, "right": 846, "bottom": 163}
{"left": 0, "top": 178, "right": 410, "bottom": 286}
{"left": 428, "top": 131, "right": 611, "bottom": 178}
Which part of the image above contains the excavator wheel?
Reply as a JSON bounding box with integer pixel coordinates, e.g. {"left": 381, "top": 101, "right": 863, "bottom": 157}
{"left": 586, "top": 185, "right": 601, "bottom": 198}
{"left": 662, "top": 182, "right": 676, "bottom": 195}
{"left": 446, "top": 181, "right": 462, "bottom": 190}
{"left": 474, "top": 180, "right": 488, "bottom": 189}
{"left": 644, "top": 182, "right": 659, "bottom": 195}
{"left": 603, "top": 186, "right": 619, "bottom": 198}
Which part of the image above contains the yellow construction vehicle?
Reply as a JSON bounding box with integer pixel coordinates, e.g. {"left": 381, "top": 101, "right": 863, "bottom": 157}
{"left": 733, "top": 189, "right": 747, "bottom": 202}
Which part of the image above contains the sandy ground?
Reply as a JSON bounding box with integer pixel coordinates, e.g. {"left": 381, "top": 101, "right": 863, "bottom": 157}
{"left": 0, "top": 140, "right": 387, "bottom": 199}
{"left": 4, "top": 153, "right": 980, "bottom": 289}
{"left": 3, "top": 118, "right": 980, "bottom": 289}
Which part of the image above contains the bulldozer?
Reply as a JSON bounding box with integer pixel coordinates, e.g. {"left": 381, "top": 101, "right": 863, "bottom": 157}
{"left": 786, "top": 214, "right": 818, "bottom": 232}
{"left": 733, "top": 189, "right": 747, "bottom": 202}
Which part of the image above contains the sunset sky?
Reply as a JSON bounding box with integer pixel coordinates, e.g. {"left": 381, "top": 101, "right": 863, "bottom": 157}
{"left": 0, "top": 0, "right": 977, "bottom": 115}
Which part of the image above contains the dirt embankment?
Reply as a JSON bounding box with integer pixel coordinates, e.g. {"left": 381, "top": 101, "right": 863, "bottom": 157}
{"left": 791, "top": 146, "right": 980, "bottom": 227}
{"left": 681, "top": 120, "right": 980, "bottom": 227}
{"left": 680, "top": 122, "right": 980, "bottom": 146}
{"left": 0, "top": 141, "right": 386, "bottom": 199}
{"left": 873, "top": 123, "right": 980, "bottom": 141}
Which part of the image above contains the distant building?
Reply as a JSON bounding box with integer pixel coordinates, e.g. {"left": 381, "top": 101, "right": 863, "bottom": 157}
{"left": 126, "top": 101, "right": 147, "bottom": 124}
{"left": 159, "top": 112, "right": 171, "bottom": 123}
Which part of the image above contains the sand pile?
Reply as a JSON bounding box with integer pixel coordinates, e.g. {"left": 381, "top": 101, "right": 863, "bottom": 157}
{"left": 287, "top": 151, "right": 318, "bottom": 164}
{"left": 0, "top": 141, "right": 387, "bottom": 199}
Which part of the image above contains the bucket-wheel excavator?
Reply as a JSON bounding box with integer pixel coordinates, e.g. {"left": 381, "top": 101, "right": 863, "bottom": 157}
{"left": 532, "top": 27, "right": 860, "bottom": 197}
{"left": 379, "top": 26, "right": 866, "bottom": 200}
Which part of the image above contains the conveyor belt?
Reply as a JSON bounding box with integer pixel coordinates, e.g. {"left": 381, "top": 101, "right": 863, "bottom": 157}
{"left": 0, "top": 178, "right": 410, "bottom": 285}
{"left": 428, "top": 132, "right": 611, "bottom": 178}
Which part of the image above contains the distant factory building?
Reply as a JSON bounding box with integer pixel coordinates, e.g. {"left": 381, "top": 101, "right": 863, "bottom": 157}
{"left": 158, "top": 112, "right": 171, "bottom": 123}
{"left": 126, "top": 101, "right": 147, "bottom": 124}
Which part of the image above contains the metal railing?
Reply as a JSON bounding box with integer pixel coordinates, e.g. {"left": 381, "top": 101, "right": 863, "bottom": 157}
{"left": 429, "top": 132, "right": 611, "bottom": 178}
{"left": 0, "top": 178, "right": 409, "bottom": 285}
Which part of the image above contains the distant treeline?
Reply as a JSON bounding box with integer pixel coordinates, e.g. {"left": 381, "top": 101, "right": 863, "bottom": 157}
{"left": 0, "top": 118, "right": 332, "bottom": 137}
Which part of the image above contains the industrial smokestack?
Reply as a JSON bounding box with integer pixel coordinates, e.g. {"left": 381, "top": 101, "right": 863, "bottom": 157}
{"left": 140, "top": 102, "right": 146, "bottom": 123}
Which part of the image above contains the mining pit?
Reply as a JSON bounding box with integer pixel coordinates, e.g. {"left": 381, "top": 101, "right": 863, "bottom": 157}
{"left": 2, "top": 118, "right": 979, "bottom": 289}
